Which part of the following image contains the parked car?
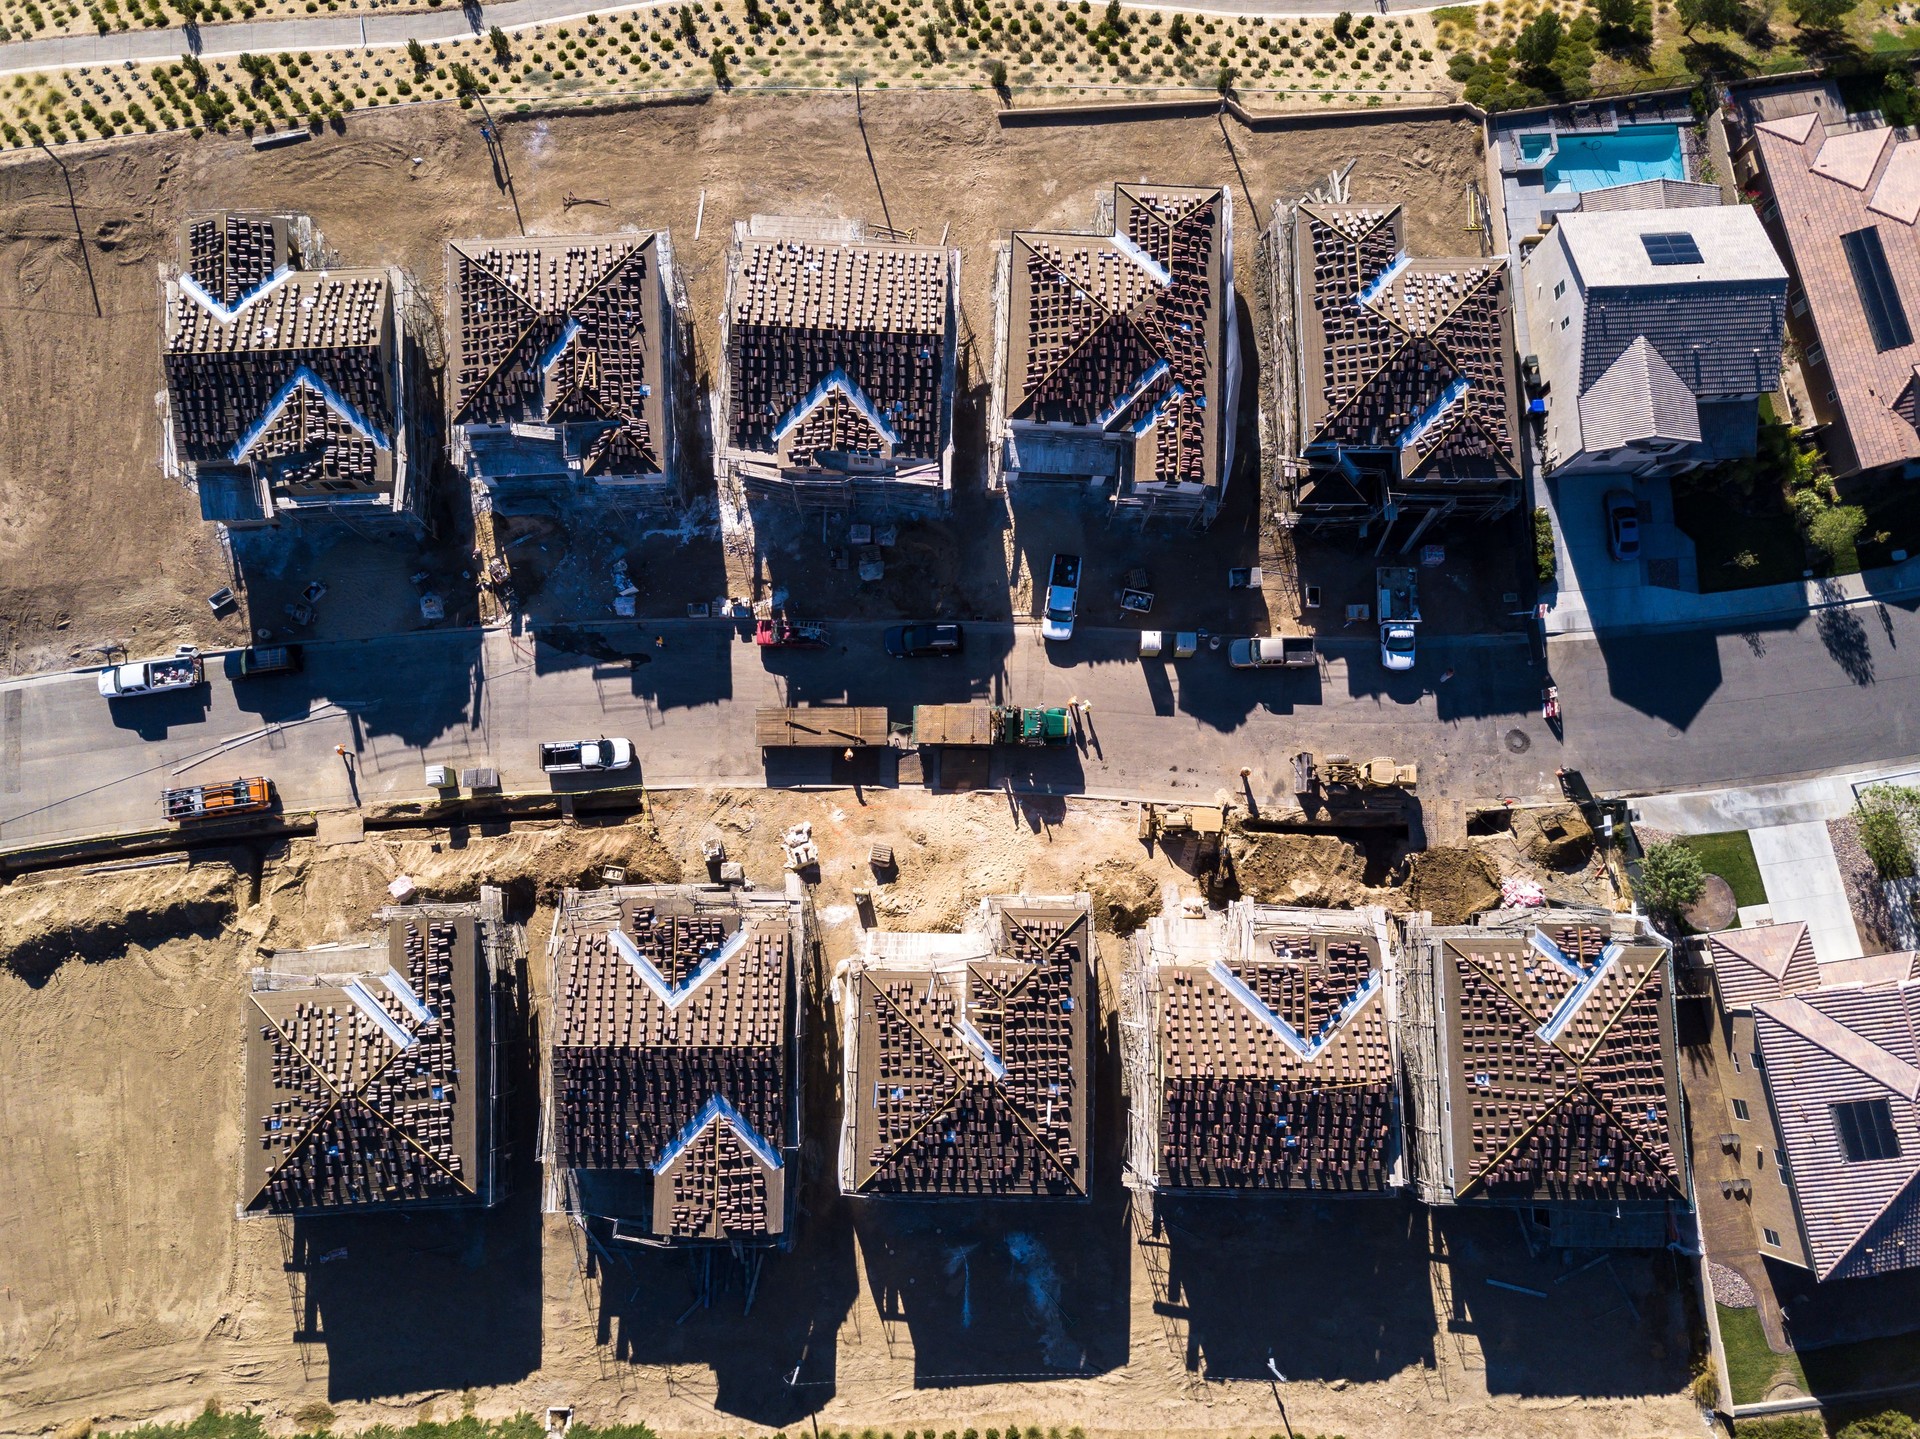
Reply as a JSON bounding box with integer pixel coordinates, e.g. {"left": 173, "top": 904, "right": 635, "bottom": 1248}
{"left": 1041, "top": 554, "right": 1081, "bottom": 642}
{"left": 885, "top": 623, "right": 963, "bottom": 658}
{"left": 1380, "top": 624, "right": 1417, "bottom": 672}
{"left": 1605, "top": 490, "right": 1641, "bottom": 562}
{"left": 97, "top": 647, "right": 204, "bottom": 698}
{"left": 226, "top": 644, "right": 304, "bottom": 679}
{"left": 539, "top": 738, "right": 634, "bottom": 773}
{"left": 1228, "top": 636, "right": 1317, "bottom": 669}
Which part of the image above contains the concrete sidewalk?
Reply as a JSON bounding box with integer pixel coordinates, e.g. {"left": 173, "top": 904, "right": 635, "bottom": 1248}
{"left": 1544, "top": 549, "right": 1920, "bottom": 639}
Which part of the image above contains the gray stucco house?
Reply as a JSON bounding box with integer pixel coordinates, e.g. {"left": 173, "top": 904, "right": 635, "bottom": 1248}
{"left": 1520, "top": 204, "right": 1788, "bottom": 479}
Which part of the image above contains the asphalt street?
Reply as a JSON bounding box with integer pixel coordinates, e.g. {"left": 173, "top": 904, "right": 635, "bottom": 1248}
{"left": 0, "top": 620, "right": 1556, "bottom": 850}
{"left": 4, "top": 599, "right": 1920, "bottom": 851}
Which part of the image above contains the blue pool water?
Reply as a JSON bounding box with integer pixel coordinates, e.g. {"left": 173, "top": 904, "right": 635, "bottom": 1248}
{"left": 1540, "top": 124, "right": 1686, "bottom": 192}
{"left": 1517, "top": 131, "right": 1554, "bottom": 163}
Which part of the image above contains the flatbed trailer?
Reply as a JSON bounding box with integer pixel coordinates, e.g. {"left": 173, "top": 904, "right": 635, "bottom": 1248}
{"left": 162, "top": 776, "right": 272, "bottom": 821}
{"left": 754, "top": 706, "right": 891, "bottom": 749}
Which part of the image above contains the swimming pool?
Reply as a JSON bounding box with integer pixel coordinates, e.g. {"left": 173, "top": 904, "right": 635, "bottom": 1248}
{"left": 1539, "top": 124, "right": 1687, "bottom": 192}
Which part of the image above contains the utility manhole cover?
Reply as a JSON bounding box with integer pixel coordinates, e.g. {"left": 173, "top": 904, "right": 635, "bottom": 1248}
{"left": 1504, "top": 729, "right": 1531, "bottom": 754}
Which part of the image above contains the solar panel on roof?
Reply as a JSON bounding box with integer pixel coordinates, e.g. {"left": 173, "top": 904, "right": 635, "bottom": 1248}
{"left": 1640, "top": 232, "right": 1704, "bottom": 266}
{"left": 1841, "top": 225, "right": 1914, "bottom": 353}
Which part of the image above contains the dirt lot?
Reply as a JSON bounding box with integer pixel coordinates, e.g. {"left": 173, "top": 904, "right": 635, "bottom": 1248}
{"left": 0, "top": 95, "right": 1485, "bottom": 671}
{"left": 0, "top": 787, "right": 1696, "bottom": 1439}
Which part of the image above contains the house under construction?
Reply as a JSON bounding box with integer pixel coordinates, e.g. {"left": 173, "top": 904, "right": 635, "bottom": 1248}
{"left": 544, "top": 883, "right": 806, "bottom": 1245}
{"left": 1279, "top": 198, "right": 1521, "bottom": 548}
{"left": 990, "top": 182, "right": 1239, "bottom": 526}
{"left": 836, "top": 894, "right": 1092, "bottom": 1199}
{"left": 446, "top": 232, "right": 686, "bottom": 500}
{"left": 239, "top": 890, "right": 511, "bottom": 1217}
{"left": 715, "top": 214, "right": 959, "bottom": 516}
{"left": 1124, "top": 902, "right": 1403, "bottom": 1195}
{"left": 1398, "top": 908, "right": 1689, "bottom": 1247}
{"left": 164, "top": 210, "right": 419, "bottom": 531}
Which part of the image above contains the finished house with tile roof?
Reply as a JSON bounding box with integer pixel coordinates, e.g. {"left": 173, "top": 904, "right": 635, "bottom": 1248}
{"left": 837, "top": 895, "right": 1092, "bottom": 1199}
{"left": 1520, "top": 203, "right": 1787, "bottom": 479}
{"left": 1741, "top": 88, "right": 1920, "bottom": 478}
{"left": 1694, "top": 919, "right": 1920, "bottom": 1281}
{"left": 1690, "top": 923, "right": 1823, "bottom": 1273}
{"left": 1125, "top": 902, "right": 1402, "bottom": 1195}
{"left": 164, "top": 210, "right": 418, "bottom": 530}
{"left": 545, "top": 884, "right": 805, "bottom": 1243}
{"left": 716, "top": 215, "right": 959, "bottom": 515}
{"left": 447, "top": 233, "right": 683, "bottom": 498}
{"left": 240, "top": 893, "right": 508, "bottom": 1216}
{"left": 1401, "top": 912, "right": 1687, "bottom": 1240}
{"left": 993, "top": 183, "right": 1238, "bottom": 525}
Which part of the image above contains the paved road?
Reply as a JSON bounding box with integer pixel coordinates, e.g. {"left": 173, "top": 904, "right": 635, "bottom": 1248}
{"left": 7, "top": 599, "right": 1918, "bottom": 853}
{"left": 0, "top": 0, "right": 1454, "bottom": 75}
{"left": 1552, "top": 596, "right": 1920, "bottom": 796}
{"left": 0, "top": 621, "right": 1556, "bottom": 851}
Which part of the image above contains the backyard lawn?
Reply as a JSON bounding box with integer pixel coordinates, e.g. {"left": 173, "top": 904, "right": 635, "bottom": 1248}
{"left": 1718, "top": 1302, "right": 1807, "bottom": 1406}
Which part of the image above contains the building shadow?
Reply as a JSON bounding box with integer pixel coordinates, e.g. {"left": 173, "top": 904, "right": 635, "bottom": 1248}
{"left": 584, "top": 1209, "right": 858, "bottom": 1426}
{"left": 1589, "top": 625, "right": 1727, "bottom": 730}
{"left": 850, "top": 1191, "right": 1133, "bottom": 1386}
{"left": 1156, "top": 1192, "right": 1437, "bottom": 1383}
{"left": 337, "top": 626, "right": 489, "bottom": 752}
{"left": 102, "top": 685, "right": 213, "bottom": 739}
{"left": 531, "top": 622, "right": 735, "bottom": 714}
{"left": 1432, "top": 1206, "right": 1692, "bottom": 1398}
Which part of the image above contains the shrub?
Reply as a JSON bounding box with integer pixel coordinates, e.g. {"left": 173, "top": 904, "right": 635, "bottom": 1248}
{"left": 1639, "top": 840, "right": 1706, "bottom": 916}
{"left": 1858, "top": 787, "right": 1920, "bottom": 879}
{"left": 1743, "top": 1417, "right": 1830, "bottom": 1439}
{"left": 1834, "top": 1416, "right": 1917, "bottom": 1439}
{"left": 1807, "top": 504, "right": 1866, "bottom": 565}
{"left": 1332, "top": 9, "right": 1351, "bottom": 38}
{"left": 1514, "top": 8, "right": 1559, "bottom": 69}
{"left": 1533, "top": 506, "right": 1555, "bottom": 583}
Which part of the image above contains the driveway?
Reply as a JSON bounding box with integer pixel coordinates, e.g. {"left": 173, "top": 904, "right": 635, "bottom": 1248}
{"left": 1749, "top": 821, "right": 1863, "bottom": 962}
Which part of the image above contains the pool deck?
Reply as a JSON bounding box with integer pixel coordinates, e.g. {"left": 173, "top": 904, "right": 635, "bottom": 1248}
{"left": 1489, "top": 94, "right": 1701, "bottom": 244}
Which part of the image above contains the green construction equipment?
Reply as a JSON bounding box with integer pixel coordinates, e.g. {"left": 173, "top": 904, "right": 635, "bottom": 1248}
{"left": 912, "top": 703, "right": 1071, "bottom": 748}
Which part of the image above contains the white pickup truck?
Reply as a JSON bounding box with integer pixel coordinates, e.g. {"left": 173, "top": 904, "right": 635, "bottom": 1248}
{"left": 98, "top": 646, "right": 205, "bottom": 698}
{"left": 539, "top": 738, "right": 634, "bottom": 773}
{"left": 1041, "top": 553, "right": 1081, "bottom": 642}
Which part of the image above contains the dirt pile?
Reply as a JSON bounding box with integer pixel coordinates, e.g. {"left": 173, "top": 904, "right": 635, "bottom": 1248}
{"left": 256, "top": 821, "right": 683, "bottom": 948}
{"left": 1082, "top": 857, "right": 1162, "bottom": 936}
{"left": 0, "top": 859, "right": 243, "bottom": 983}
{"left": 1407, "top": 847, "right": 1501, "bottom": 924}
{"left": 1511, "top": 804, "right": 1596, "bottom": 870}
{"left": 1226, "top": 831, "right": 1375, "bottom": 908}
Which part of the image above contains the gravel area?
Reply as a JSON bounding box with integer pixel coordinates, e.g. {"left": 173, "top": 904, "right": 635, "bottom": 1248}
{"left": 1710, "top": 1260, "right": 1758, "bottom": 1309}
{"left": 1829, "top": 815, "right": 1903, "bottom": 954}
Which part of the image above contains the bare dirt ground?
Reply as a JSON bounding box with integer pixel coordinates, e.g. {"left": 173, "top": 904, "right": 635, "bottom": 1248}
{"left": 0, "top": 94, "right": 1486, "bottom": 671}
{"left": 0, "top": 788, "right": 1697, "bottom": 1439}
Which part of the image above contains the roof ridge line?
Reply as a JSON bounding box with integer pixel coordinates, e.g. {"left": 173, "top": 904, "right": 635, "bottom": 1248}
{"left": 1458, "top": 1087, "right": 1577, "bottom": 1199}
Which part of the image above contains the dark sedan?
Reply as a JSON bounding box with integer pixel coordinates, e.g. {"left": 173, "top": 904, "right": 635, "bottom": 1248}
{"left": 884, "top": 623, "right": 964, "bottom": 658}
